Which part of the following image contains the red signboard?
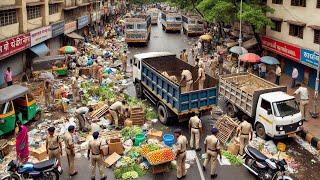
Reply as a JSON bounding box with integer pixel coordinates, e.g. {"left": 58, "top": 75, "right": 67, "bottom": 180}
{"left": 261, "top": 36, "right": 301, "bottom": 62}
{"left": 0, "top": 33, "right": 30, "bottom": 60}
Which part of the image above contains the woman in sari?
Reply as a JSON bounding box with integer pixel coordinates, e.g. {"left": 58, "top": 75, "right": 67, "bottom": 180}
{"left": 15, "top": 121, "right": 29, "bottom": 163}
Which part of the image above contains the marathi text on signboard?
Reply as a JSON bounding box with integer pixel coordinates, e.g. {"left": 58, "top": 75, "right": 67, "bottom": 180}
{"left": 52, "top": 21, "right": 65, "bottom": 37}
{"left": 301, "top": 48, "right": 319, "bottom": 69}
{"left": 261, "top": 36, "right": 301, "bottom": 62}
{"left": 77, "top": 15, "right": 89, "bottom": 29}
{"left": 30, "top": 26, "right": 52, "bottom": 46}
{"left": 64, "top": 21, "right": 77, "bottom": 34}
{"left": 0, "top": 33, "right": 30, "bottom": 60}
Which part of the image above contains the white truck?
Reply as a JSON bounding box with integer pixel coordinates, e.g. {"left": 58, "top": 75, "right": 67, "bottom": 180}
{"left": 160, "top": 11, "right": 182, "bottom": 32}
{"left": 146, "top": 8, "right": 159, "bottom": 24}
{"left": 182, "top": 14, "right": 204, "bottom": 36}
{"left": 219, "top": 73, "right": 303, "bottom": 139}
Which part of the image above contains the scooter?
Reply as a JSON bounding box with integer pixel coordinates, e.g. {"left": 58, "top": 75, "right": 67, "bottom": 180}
{"left": 1, "top": 159, "right": 62, "bottom": 180}
{"left": 243, "top": 145, "right": 293, "bottom": 180}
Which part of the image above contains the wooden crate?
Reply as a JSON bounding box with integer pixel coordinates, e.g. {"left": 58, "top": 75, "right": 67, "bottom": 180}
{"left": 151, "top": 162, "right": 170, "bottom": 174}
{"left": 215, "top": 115, "right": 240, "bottom": 145}
{"left": 0, "top": 139, "right": 9, "bottom": 157}
{"left": 130, "top": 107, "right": 145, "bottom": 126}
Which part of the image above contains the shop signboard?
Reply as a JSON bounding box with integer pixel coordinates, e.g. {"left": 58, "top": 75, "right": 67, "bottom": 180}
{"left": 51, "top": 20, "right": 65, "bottom": 37}
{"left": 64, "top": 21, "right": 77, "bottom": 34}
{"left": 0, "top": 33, "right": 30, "bottom": 60}
{"left": 30, "top": 26, "right": 52, "bottom": 46}
{"left": 261, "top": 36, "right": 301, "bottom": 62}
{"left": 78, "top": 15, "right": 89, "bottom": 29}
{"left": 300, "top": 48, "right": 319, "bottom": 69}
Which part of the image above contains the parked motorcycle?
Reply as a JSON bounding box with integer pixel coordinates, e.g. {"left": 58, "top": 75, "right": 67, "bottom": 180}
{"left": 1, "top": 159, "right": 62, "bottom": 180}
{"left": 243, "top": 145, "right": 293, "bottom": 180}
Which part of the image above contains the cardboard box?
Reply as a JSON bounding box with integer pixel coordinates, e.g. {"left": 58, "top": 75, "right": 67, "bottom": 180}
{"left": 124, "top": 119, "right": 133, "bottom": 127}
{"left": 108, "top": 138, "right": 124, "bottom": 155}
{"left": 104, "top": 152, "right": 121, "bottom": 167}
{"left": 147, "top": 130, "right": 163, "bottom": 141}
{"left": 31, "top": 145, "right": 48, "bottom": 161}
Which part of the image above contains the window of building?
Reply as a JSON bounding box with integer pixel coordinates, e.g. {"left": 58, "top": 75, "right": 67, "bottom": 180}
{"left": 271, "top": 20, "right": 282, "bottom": 32}
{"left": 272, "top": 0, "right": 283, "bottom": 4}
{"left": 27, "top": 5, "right": 41, "bottom": 20}
{"left": 289, "top": 24, "right": 304, "bottom": 39}
{"left": 317, "top": 0, "right": 320, "bottom": 8}
{"left": 291, "top": 0, "right": 306, "bottom": 7}
{"left": 314, "top": 30, "right": 320, "bottom": 44}
{"left": 49, "top": 4, "right": 59, "bottom": 15}
{"left": 0, "top": 10, "right": 17, "bottom": 27}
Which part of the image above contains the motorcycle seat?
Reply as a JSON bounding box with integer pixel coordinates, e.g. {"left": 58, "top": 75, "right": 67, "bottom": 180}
{"left": 247, "top": 146, "right": 267, "bottom": 161}
{"left": 33, "top": 159, "right": 55, "bottom": 171}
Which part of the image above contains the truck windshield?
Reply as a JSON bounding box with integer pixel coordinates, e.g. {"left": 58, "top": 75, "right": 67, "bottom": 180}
{"left": 126, "top": 24, "right": 134, "bottom": 30}
{"left": 175, "top": 17, "right": 182, "bottom": 22}
{"left": 273, "top": 99, "right": 300, "bottom": 117}
{"left": 137, "top": 23, "right": 147, "bottom": 29}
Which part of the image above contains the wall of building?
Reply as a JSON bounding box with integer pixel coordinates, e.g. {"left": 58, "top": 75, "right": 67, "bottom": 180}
{"left": 27, "top": 17, "right": 43, "bottom": 31}
{"left": 0, "top": 53, "right": 24, "bottom": 85}
{"left": 0, "top": 23, "right": 20, "bottom": 41}
{"left": 267, "top": 0, "right": 320, "bottom": 51}
{"left": 65, "top": 0, "right": 76, "bottom": 7}
{"left": 25, "top": 0, "right": 41, "bottom": 3}
{"left": 1, "top": 0, "right": 16, "bottom": 6}
{"left": 49, "top": 13, "right": 62, "bottom": 23}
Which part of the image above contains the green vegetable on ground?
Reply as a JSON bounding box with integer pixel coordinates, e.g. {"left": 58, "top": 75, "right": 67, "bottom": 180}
{"left": 222, "top": 150, "right": 244, "bottom": 166}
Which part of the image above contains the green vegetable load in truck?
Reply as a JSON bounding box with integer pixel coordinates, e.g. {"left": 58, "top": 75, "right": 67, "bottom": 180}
{"left": 131, "top": 52, "right": 218, "bottom": 124}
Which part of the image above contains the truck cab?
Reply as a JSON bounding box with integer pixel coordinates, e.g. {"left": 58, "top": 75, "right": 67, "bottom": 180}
{"left": 146, "top": 8, "right": 159, "bottom": 24}
{"left": 124, "top": 14, "right": 151, "bottom": 44}
{"left": 255, "top": 91, "right": 303, "bottom": 139}
{"left": 182, "top": 14, "right": 204, "bottom": 36}
{"left": 160, "top": 11, "right": 182, "bottom": 32}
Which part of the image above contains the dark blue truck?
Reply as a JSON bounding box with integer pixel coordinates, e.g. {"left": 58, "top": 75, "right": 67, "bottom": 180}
{"left": 131, "top": 52, "right": 218, "bottom": 124}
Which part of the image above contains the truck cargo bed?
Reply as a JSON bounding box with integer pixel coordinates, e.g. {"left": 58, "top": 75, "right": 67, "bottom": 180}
{"left": 141, "top": 56, "right": 218, "bottom": 115}
{"left": 219, "top": 73, "right": 287, "bottom": 117}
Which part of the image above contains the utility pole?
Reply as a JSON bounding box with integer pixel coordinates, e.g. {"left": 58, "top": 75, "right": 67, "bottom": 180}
{"left": 237, "top": 0, "right": 243, "bottom": 73}
{"left": 310, "top": 45, "right": 320, "bottom": 118}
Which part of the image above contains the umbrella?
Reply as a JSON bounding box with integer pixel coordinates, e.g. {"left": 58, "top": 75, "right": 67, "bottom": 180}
{"left": 229, "top": 46, "right": 248, "bottom": 55}
{"left": 200, "top": 34, "right": 213, "bottom": 42}
{"left": 239, "top": 53, "right": 260, "bottom": 63}
{"left": 119, "top": 19, "right": 125, "bottom": 23}
{"left": 59, "top": 46, "right": 77, "bottom": 54}
{"left": 260, "top": 56, "right": 279, "bottom": 65}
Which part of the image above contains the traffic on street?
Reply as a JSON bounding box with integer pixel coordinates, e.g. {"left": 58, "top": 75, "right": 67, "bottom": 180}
{"left": 0, "top": 1, "right": 320, "bottom": 180}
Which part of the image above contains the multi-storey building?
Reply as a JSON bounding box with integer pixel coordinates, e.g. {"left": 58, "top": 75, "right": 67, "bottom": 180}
{"left": 0, "top": 0, "right": 115, "bottom": 85}
{"left": 263, "top": 0, "right": 320, "bottom": 88}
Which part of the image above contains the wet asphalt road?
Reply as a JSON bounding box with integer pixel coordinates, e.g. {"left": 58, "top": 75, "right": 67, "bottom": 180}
{"left": 59, "top": 23, "right": 256, "bottom": 180}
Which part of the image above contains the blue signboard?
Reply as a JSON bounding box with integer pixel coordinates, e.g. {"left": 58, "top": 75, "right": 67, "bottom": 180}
{"left": 77, "top": 15, "right": 89, "bottom": 29}
{"left": 300, "top": 48, "right": 319, "bottom": 69}
{"left": 51, "top": 20, "right": 65, "bottom": 37}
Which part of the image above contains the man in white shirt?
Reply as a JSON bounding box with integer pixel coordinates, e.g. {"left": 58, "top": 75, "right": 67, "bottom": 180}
{"left": 291, "top": 67, "right": 299, "bottom": 88}
{"left": 275, "top": 65, "right": 281, "bottom": 85}
{"left": 293, "top": 84, "right": 309, "bottom": 120}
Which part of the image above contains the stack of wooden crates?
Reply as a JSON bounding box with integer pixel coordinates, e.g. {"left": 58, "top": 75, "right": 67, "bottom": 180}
{"left": 130, "top": 107, "right": 145, "bottom": 126}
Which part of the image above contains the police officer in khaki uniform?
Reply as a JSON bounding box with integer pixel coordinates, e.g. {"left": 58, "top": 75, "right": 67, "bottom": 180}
{"left": 237, "top": 120, "right": 253, "bottom": 155}
{"left": 87, "top": 132, "right": 106, "bottom": 180}
{"left": 189, "top": 112, "right": 202, "bottom": 151}
{"left": 44, "top": 80, "right": 52, "bottom": 108}
{"left": 109, "top": 100, "right": 127, "bottom": 128}
{"left": 120, "top": 50, "right": 128, "bottom": 72}
{"left": 71, "top": 77, "right": 79, "bottom": 104}
{"left": 194, "top": 63, "right": 206, "bottom": 90}
{"left": 179, "top": 68, "right": 193, "bottom": 92}
{"left": 46, "top": 127, "right": 62, "bottom": 167}
{"left": 203, "top": 127, "right": 221, "bottom": 179}
{"left": 174, "top": 129, "right": 188, "bottom": 179}
{"left": 64, "top": 125, "right": 78, "bottom": 177}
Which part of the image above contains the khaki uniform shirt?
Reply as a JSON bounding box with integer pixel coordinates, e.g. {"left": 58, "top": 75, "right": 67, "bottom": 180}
{"left": 120, "top": 54, "right": 127, "bottom": 63}
{"left": 189, "top": 116, "right": 202, "bottom": 129}
{"left": 205, "top": 135, "right": 220, "bottom": 151}
{"left": 47, "top": 135, "right": 60, "bottom": 150}
{"left": 110, "top": 101, "right": 124, "bottom": 113}
{"left": 181, "top": 70, "right": 193, "bottom": 82}
{"left": 239, "top": 121, "right": 253, "bottom": 135}
{"left": 198, "top": 68, "right": 206, "bottom": 81}
{"left": 64, "top": 132, "right": 74, "bottom": 150}
{"left": 176, "top": 135, "right": 188, "bottom": 153}
{"left": 89, "top": 139, "right": 102, "bottom": 155}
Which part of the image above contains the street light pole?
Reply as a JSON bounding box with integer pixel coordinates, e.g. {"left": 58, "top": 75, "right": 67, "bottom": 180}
{"left": 310, "top": 44, "right": 320, "bottom": 118}
{"left": 237, "top": 0, "right": 243, "bottom": 73}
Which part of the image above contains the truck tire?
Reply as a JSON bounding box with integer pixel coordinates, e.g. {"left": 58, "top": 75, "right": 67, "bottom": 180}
{"left": 255, "top": 123, "right": 267, "bottom": 139}
{"left": 226, "top": 103, "right": 236, "bottom": 118}
{"left": 162, "top": 24, "right": 165, "bottom": 31}
{"left": 158, "top": 104, "right": 169, "bottom": 125}
{"left": 135, "top": 82, "right": 143, "bottom": 99}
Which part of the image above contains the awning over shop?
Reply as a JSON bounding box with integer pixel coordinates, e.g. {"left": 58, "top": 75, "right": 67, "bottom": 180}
{"left": 29, "top": 43, "right": 50, "bottom": 57}
{"left": 285, "top": 20, "right": 306, "bottom": 26}
{"left": 308, "top": 25, "right": 320, "bottom": 30}
{"left": 243, "top": 38, "right": 258, "bottom": 49}
{"left": 65, "top": 32, "right": 84, "bottom": 40}
{"left": 269, "top": 16, "right": 283, "bottom": 22}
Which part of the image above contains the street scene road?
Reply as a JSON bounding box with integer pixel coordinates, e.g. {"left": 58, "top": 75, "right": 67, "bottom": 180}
{"left": 1, "top": 1, "right": 320, "bottom": 180}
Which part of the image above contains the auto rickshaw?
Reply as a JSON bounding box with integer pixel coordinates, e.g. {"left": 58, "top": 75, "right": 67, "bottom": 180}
{"left": 0, "top": 85, "right": 41, "bottom": 136}
{"left": 52, "top": 61, "right": 68, "bottom": 76}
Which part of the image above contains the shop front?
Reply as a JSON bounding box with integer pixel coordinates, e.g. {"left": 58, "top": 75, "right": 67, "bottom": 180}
{"left": 77, "top": 15, "right": 90, "bottom": 37}
{"left": 262, "top": 36, "right": 320, "bottom": 89}
{"left": 48, "top": 20, "right": 65, "bottom": 56}
{"left": 0, "top": 33, "right": 30, "bottom": 85}
{"left": 64, "top": 21, "right": 78, "bottom": 46}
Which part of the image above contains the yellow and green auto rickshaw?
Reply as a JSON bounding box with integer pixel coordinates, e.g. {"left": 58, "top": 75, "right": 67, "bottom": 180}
{"left": 0, "top": 85, "right": 41, "bottom": 136}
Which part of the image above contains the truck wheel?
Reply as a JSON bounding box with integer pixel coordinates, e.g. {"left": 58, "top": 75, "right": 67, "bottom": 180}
{"left": 183, "top": 28, "right": 186, "bottom": 34}
{"left": 158, "top": 104, "right": 169, "bottom": 125}
{"left": 255, "top": 123, "right": 267, "bottom": 139}
{"left": 226, "top": 103, "right": 236, "bottom": 118}
{"left": 162, "top": 25, "right": 165, "bottom": 31}
{"left": 135, "top": 82, "right": 143, "bottom": 99}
